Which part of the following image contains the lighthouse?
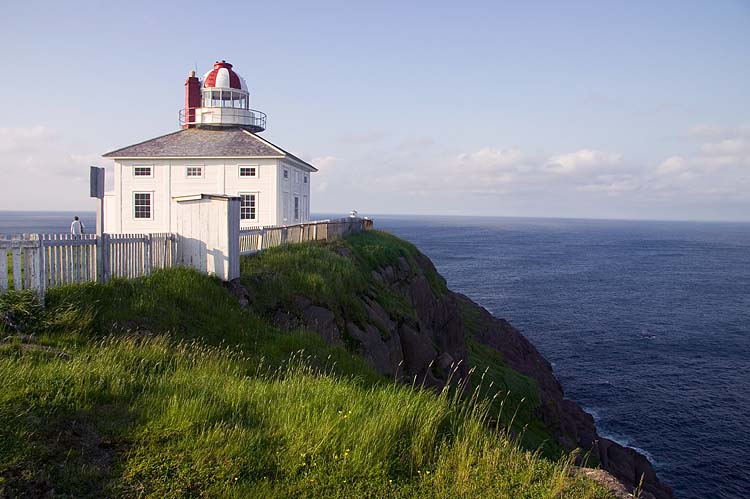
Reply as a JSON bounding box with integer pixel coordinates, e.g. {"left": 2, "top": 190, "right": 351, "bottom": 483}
{"left": 181, "top": 60, "right": 266, "bottom": 132}
{"left": 102, "top": 60, "right": 316, "bottom": 233}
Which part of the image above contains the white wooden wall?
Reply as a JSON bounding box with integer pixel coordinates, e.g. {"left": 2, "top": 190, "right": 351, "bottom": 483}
{"left": 106, "top": 158, "right": 283, "bottom": 233}
{"left": 174, "top": 195, "right": 240, "bottom": 281}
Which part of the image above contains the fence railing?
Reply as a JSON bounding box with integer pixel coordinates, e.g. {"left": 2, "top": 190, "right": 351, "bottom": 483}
{"left": 1, "top": 233, "right": 178, "bottom": 296}
{"left": 1, "top": 218, "right": 372, "bottom": 297}
{"left": 239, "top": 218, "right": 373, "bottom": 255}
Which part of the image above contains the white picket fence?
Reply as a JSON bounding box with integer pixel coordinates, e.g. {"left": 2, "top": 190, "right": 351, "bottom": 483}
{"left": 0, "top": 233, "right": 177, "bottom": 296}
{"left": 239, "top": 218, "right": 373, "bottom": 255}
{"left": 1, "top": 218, "right": 372, "bottom": 297}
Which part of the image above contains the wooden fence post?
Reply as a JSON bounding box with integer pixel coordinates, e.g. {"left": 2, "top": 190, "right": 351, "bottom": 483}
{"left": 11, "top": 248, "right": 22, "bottom": 290}
{"left": 36, "top": 235, "right": 46, "bottom": 300}
{"left": 145, "top": 234, "right": 153, "bottom": 275}
{"left": 100, "top": 233, "right": 110, "bottom": 283}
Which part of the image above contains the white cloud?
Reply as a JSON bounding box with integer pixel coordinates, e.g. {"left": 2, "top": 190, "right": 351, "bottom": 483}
{"left": 0, "top": 126, "right": 99, "bottom": 210}
{"left": 312, "top": 122, "right": 750, "bottom": 219}
{"left": 545, "top": 149, "right": 623, "bottom": 175}
{"left": 688, "top": 124, "right": 750, "bottom": 139}
{"left": 656, "top": 156, "right": 686, "bottom": 175}
{"left": 307, "top": 155, "right": 338, "bottom": 193}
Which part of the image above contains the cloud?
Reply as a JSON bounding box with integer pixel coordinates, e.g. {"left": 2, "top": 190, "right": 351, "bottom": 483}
{"left": 0, "top": 126, "right": 55, "bottom": 154}
{"left": 577, "top": 174, "right": 640, "bottom": 194}
{"left": 656, "top": 156, "right": 686, "bottom": 175}
{"left": 307, "top": 155, "right": 338, "bottom": 192}
{"left": 545, "top": 149, "right": 623, "bottom": 175}
{"left": 688, "top": 124, "right": 750, "bottom": 139}
{"left": 0, "top": 126, "right": 99, "bottom": 209}
{"left": 659, "top": 125, "right": 750, "bottom": 173}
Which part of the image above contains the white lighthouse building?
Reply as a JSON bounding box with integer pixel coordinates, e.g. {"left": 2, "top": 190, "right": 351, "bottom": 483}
{"left": 102, "top": 60, "right": 316, "bottom": 233}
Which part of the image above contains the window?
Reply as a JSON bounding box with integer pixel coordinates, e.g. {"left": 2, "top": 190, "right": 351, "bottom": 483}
{"left": 239, "top": 166, "right": 258, "bottom": 178}
{"left": 283, "top": 168, "right": 289, "bottom": 180}
{"left": 133, "top": 192, "right": 152, "bottom": 219}
{"left": 282, "top": 192, "right": 290, "bottom": 222}
{"left": 304, "top": 175, "right": 308, "bottom": 184}
{"left": 240, "top": 193, "right": 258, "bottom": 221}
{"left": 133, "top": 166, "right": 152, "bottom": 177}
{"left": 186, "top": 166, "right": 203, "bottom": 178}
{"left": 294, "top": 196, "right": 300, "bottom": 221}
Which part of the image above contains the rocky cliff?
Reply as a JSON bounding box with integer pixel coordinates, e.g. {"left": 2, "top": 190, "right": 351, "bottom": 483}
{"left": 235, "top": 232, "right": 674, "bottom": 499}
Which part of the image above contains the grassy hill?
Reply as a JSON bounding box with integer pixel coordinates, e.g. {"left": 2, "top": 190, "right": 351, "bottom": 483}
{"left": 0, "top": 232, "right": 613, "bottom": 498}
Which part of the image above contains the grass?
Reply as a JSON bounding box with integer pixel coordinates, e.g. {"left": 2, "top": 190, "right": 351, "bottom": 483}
{"left": 238, "top": 230, "right": 446, "bottom": 337}
{"left": 0, "top": 232, "right": 614, "bottom": 498}
{"left": 0, "top": 334, "right": 609, "bottom": 498}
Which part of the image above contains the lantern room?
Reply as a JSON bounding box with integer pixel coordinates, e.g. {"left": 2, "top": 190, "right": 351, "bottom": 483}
{"left": 180, "top": 60, "right": 267, "bottom": 132}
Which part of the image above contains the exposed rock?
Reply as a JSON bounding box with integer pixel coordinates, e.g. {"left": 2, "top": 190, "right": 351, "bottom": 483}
{"left": 382, "top": 265, "right": 396, "bottom": 283}
{"left": 397, "top": 256, "right": 411, "bottom": 275}
{"left": 335, "top": 247, "right": 354, "bottom": 258}
{"left": 398, "top": 324, "right": 437, "bottom": 375}
{"left": 293, "top": 294, "right": 312, "bottom": 311}
{"left": 272, "top": 310, "right": 299, "bottom": 331}
{"left": 371, "top": 270, "right": 385, "bottom": 285}
{"left": 301, "top": 306, "right": 342, "bottom": 346}
{"left": 363, "top": 296, "right": 396, "bottom": 335}
{"left": 346, "top": 323, "right": 402, "bottom": 377}
{"left": 575, "top": 467, "right": 646, "bottom": 499}
{"left": 225, "top": 278, "right": 253, "bottom": 307}
{"left": 435, "top": 351, "right": 454, "bottom": 373}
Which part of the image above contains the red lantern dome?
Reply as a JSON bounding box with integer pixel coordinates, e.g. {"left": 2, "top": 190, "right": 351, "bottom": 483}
{"left": 202, "top": 61, "right": 248, "bottom": 91}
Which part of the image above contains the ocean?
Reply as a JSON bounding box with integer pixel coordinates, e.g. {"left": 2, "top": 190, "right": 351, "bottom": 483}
{"left": 2, "top": 211, "right": 748, "bottom": 499}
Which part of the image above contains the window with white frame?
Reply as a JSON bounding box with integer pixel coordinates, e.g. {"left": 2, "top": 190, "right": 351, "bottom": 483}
{"left": 283, "top": 168, "right": 289, "bottom": 180}
{"left": 133, "top": 192, "right": 152, "bottom": 219}
{"left": 294, "top": 196, "right": 300, "bottom": 221}
{"left": 240, "top": 193, "right": 258, "bottom": 221}
{"left": 304, "top": 174, "right": 308, "bottom": 184}
{"left": 133, "top": 166, "right": 152, "bottom": 177}
{"left": 186, "top": 166, "right": 203, "bottom": 177}
{"left": 239, "top": 166, "right": 258, "bottom": 178}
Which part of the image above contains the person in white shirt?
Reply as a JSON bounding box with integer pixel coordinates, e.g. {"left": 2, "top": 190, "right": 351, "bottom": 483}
{"left": 70, "top": 216, "right": 85, "bottom": 237}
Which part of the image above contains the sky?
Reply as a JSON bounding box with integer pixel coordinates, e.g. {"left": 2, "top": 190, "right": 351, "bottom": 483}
{"left": 0, "top": 0, "right": 748, "bottom": 221}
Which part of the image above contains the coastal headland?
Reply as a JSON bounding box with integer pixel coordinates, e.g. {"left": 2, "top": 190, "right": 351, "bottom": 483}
{"left": 0, "top": 230, "right": 672, "bottom": 498}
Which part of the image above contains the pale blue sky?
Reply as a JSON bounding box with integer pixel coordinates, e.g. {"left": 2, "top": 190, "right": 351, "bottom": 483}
{"left": 1, "top": 0, "right": 748, "bottom": 220}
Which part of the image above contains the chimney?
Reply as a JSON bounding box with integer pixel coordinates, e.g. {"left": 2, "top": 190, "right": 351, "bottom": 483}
{"left": 183, "top": 70, "right": 201, "bottom": 129}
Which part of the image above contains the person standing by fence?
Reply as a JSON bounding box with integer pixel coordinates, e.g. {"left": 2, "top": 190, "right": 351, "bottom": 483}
{"left": 70, "top": 216, "right": 85, "bottom": 238}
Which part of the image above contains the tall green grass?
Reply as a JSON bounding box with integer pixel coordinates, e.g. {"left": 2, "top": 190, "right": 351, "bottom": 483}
{"left": 1, "top": 335, "right": 610, "bottom": 498}
{"left": 0, "top": 234, "right": 614, "bottom": 498}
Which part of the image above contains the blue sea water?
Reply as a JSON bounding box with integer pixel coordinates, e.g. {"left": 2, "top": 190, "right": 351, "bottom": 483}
{"left": 0, "top": 211, "right": 96, "bottom": 235}
{"left": 374, "top": 215, "right": 750, "bottom": 499}
{"left": 2, "top": 211, "right": 748, "bottom": 498}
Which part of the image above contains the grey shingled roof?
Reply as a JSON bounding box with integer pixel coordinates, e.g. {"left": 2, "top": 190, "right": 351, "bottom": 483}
{"left": 103, "top": 127, "right": 317, "bottom": 171}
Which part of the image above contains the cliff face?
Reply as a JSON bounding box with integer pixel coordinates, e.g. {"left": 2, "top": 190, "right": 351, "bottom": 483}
{"left": 237, "top": 235, "right": 673, "bottom": 499}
